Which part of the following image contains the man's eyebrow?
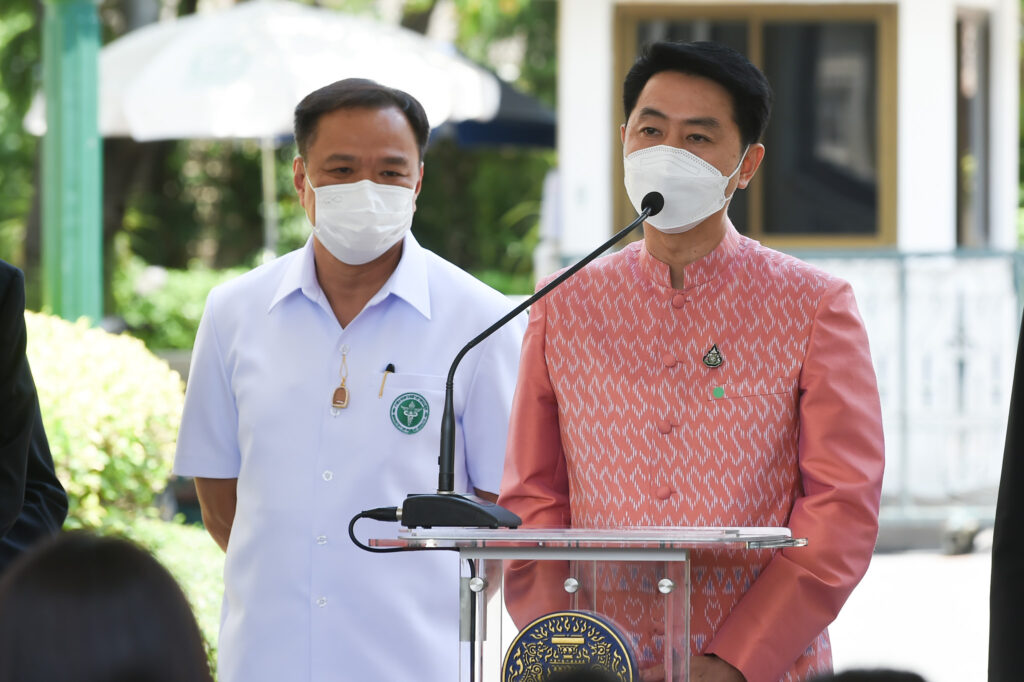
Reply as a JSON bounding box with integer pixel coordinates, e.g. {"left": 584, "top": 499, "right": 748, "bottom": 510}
{"left": 635, "top": 109, "right": 721, "bottom": 130}
{"left": 635, "top": 106, "right": 668, "bottom": 120}
{"left": 684, "top": 116, "right": 721, "bottom": 129}
{"left": 322, "top": 153, "right": 412, "bottom": 165}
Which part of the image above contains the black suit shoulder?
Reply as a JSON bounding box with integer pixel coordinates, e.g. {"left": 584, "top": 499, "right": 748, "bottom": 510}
{"left": 0, "top": 260, "right": 31, "bottom": 535}
{"left": 0, "top": 260, "right": 67, "bottom": 573}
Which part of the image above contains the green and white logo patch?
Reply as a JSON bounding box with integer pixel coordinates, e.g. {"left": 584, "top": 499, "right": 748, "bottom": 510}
{"left": 390, "top": 392, "right": 430, "bottom": 434}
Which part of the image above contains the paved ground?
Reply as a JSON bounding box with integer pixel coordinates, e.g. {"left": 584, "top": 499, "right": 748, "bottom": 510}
{"left": 829, "top": 535, "right": 992, "bottom": 682}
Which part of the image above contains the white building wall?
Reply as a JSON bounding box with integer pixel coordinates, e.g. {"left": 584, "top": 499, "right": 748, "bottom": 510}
{"left": 986, "top": 0, "right": 1021, "bottom": 250}
{"left": 897, "top": 0, "right": 958, "bottom": 251}
{"left": 557, "top": 0, "right": 616, "bottom": 258}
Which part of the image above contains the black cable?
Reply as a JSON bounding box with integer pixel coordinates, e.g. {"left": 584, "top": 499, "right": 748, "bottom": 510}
{"left": 348, "top": 508, "right": 459, "bottom": 554}
{"left": 349, "top": 508, "right": 480, "bottom": 675}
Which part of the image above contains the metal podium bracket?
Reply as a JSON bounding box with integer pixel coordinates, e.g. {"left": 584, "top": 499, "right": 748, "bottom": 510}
{"left": 746, "top": 537, "right": 809, "bottom": 549}
{"left": 455, "top": 546, "right": 692, "bottom": 562}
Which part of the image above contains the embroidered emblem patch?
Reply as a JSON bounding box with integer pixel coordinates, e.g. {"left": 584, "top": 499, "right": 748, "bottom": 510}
{"left": 390, "top": 393, "right": 430, "bottom": 434}
{"left": 703, "top": 343, "right": 724, "bottom": 369}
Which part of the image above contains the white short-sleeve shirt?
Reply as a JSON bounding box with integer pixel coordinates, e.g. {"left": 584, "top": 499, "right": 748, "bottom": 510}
{"left": 174, "top": 234, "right": 525, "bottom": 682}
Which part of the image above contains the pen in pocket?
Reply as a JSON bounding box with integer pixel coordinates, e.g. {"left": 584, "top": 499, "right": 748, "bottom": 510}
{"left": 378, "top": 363, "right": 396, "bottom": 398}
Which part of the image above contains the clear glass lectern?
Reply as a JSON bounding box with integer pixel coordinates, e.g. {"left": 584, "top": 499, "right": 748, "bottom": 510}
{"left": 373, "top": 527, "right": 806, "bottom": 682}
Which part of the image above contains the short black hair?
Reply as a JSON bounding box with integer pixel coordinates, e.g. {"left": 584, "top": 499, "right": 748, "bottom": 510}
{"left": 623, "top": 41, "right": 773, "bottom": 148}
{"left": 294, "top": 78, "right": 430, "bottom": 160}
{"left": 0, "top": 532, "right": 212, "bottom": 682}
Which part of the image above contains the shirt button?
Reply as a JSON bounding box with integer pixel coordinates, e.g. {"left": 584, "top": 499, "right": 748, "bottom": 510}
{"left": 671, "top": 294, "right": 686, "bottom": 309}
{"left": 322, "top": 470, "right": 333, "bottom": 481}
{"left": 316, "top": 535, "right": 328, "bottom": 545}
{"left": 656, "top": 420, "right": 671, "bottom": 434}
{"left": 662, "top": 353, "right": 677, "bottom": 368}
{"left": 655, "top": 485, "right": 672, "bottom": 500}
{"left": 316, "top": 597, "right": 328, "bottom": 608}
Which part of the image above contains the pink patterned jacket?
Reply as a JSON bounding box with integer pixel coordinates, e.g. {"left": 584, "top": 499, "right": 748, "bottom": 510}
{"left": 498, "top": 226, "right": 885, "bottom": 682}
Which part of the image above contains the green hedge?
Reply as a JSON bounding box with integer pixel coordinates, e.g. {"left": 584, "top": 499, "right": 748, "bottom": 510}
{"left": 112, "top": 255, "right": 248, "bottom": 351}
{"left": 125, "top": 518, "right": 224, "bottom": 668}
{"left": 24, "top": 313, "right": 222, "bottom": 667}
{"left": 25, "top": 312, "right": 184, "bottom": 529}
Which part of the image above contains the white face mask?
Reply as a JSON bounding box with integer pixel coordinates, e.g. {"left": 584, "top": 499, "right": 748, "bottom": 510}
{"left": 623, "top": 144, "right": 747, "bottom": 234}
{"left": 305, "top": 174, "right": 416, "bottom": 265}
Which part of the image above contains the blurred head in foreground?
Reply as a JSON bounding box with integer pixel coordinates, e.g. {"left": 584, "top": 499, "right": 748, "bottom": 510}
{"left": 0, "top": 531, "right": 212, "bottom": 682}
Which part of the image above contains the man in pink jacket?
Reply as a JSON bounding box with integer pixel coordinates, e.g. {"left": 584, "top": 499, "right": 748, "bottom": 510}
{"left": 498, "top": 41, "right": 885, "bottom": 682}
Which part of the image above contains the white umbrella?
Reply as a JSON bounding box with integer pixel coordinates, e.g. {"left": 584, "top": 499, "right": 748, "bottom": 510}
{"left": 26, "top": 0, "right": 501, "bottom": 253}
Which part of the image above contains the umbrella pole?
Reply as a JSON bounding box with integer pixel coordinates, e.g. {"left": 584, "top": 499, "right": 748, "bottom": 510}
{"left": 260, "top": 136, "right": 279, "bottom": 262}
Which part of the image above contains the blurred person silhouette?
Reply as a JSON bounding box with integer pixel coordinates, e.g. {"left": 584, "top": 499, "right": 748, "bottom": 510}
{"left": 810, "top": 670, "right": 926, "bottom": 682}
{"left": 0, "top": 531, "right": 213, "bottom": 682}
{"left": 991, "top": 305, "right": 1024, "bottom": 680}
{"left": 0, "top": 259, "right": 67, "bottom": 572}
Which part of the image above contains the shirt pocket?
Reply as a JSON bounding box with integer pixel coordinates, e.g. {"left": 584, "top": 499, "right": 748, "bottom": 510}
{"left": 377, "top": 373, "right": 445, "bottom": 440}
{"left": 374, "top": 375, "right": 447, "bottom": 489}
{"left": 705, "top": 376, "right": 796, "bottom": 401}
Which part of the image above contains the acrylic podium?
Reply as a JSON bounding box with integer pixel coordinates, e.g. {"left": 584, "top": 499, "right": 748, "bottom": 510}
{"left": 373, "top": 527, "right": 806, "bottom": 682}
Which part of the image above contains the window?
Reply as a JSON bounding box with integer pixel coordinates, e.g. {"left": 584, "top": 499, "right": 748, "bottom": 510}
{"left": 956, "top": 12, "right": 991, "bottom": 248}
{"left": 615, "top": 5, "right": 897, "bottom": 247}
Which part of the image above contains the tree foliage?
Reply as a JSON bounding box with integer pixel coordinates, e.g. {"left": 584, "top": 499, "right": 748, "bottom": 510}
{"left": 0, "top": 0, "right": 40, "bottom": 269}
{"left": 0, "top": 0, "right": 559, "bottom": 310}
{"left": 451, "top": 0, "right": 556, "bottom": 107}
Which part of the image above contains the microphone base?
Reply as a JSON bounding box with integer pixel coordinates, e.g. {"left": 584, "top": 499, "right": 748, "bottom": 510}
{"left": 400, "top": 493, "right": 522, "bottom": 529}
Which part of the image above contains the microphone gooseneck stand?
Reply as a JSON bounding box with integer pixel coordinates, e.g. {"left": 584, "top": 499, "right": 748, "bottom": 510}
{"left": 351, "top": 191, "right": 665, "bottom": 537}
{"left": 347, "top": 191, "right": 665, "bottom": 682}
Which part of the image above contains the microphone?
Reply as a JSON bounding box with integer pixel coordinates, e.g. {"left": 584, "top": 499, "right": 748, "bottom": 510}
{"left": 641, "top": 191, "right": 664, "bottom": 217}
{"left": 396, "top": 191, "right": 665, "bottom": 528}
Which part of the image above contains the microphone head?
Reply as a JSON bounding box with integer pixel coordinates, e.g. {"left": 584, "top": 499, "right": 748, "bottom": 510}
{"left": 641, "top": 192, "right": 664, "bottom": 217}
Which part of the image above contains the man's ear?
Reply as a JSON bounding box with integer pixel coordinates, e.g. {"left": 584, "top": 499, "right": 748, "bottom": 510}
{"left": 736, "top": 144, "right": 766, "bottom": 190}
{"left": 293, "top": 156, "right": 307, "bottom": 196}
{"left": 413, "top": 162, "right": 424, "bottom": 198}
{"left": 294, "top": 156, "right": 315, "bottom": 224}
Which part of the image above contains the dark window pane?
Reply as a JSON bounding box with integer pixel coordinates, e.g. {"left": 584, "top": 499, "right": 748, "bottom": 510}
{"left": 762, "top": 22, "right": 878, "bottom": 235}
{"left": 637, "top": 20, "right": 747, "bottom": 54}
{"left": 956, "top": 15, "right": 990, "bottom": 247}
{"left": 634, "top": 21, "right": 750, "bottom": 234}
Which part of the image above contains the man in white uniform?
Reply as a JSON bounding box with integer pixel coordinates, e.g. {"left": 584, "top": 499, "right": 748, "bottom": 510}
{"left": 174, "top": 79, "right": 524, "bottom": 681}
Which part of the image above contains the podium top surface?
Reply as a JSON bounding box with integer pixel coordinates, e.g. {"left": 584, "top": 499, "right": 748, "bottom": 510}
{"left": 376, "top": 526, "right": 806, "bottom": 550}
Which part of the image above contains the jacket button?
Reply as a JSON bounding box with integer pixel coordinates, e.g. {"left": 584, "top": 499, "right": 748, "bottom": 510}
{"left": 656, "top": 485, "right": 672, "bottom": 500}
{"left": 671, "top": 294, "right": 686, "bottom": 309}
{"left": 656, "top": 420, "right": 671, "bottom": 434}
{"left": 662, "top": 353, "right": 676, "bottom": 368}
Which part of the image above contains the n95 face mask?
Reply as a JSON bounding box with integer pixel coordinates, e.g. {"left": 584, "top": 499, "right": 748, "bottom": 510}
{"left": 306, "top": 176, "right": 416, "bottom": 265}
{"left": 623, "top": 144, "right": 747, "bottom": 234}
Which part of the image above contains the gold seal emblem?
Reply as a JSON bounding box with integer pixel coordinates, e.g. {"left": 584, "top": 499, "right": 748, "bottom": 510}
{"left": 502, "top": 611, "right": 637, "bottom": 682}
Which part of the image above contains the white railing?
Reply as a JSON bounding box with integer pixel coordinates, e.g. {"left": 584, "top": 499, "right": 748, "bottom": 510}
{"left": 798, "top": 249, "right": 1023, "bottom": 544}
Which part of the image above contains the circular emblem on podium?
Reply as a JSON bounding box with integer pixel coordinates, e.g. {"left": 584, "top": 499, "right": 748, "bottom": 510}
{"left": 501, "top": 611, "right": 637, "bottom": 682}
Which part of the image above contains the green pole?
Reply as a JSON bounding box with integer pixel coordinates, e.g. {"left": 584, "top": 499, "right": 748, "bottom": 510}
{"left": 42, "top": 0, "right": 102, "bottom": 322}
